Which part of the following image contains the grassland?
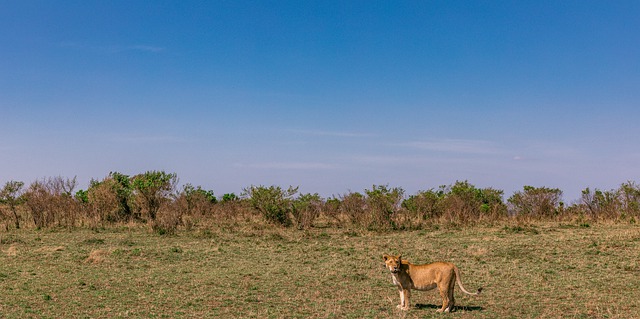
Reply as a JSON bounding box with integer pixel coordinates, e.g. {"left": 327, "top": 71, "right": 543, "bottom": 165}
{"left": 1, "top": 223, "right": 639, "bottom": 318}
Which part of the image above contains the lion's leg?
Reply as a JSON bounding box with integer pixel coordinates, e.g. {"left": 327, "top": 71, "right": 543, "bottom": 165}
{"left": 446, "top": 277, "right": 456, "bottom": 312}
{"left": 397, "top": 289, "right": 411, "bottom": 310}
{"left": 437, "top": 286, "right": 450, "bottom": 313}
{"left": 402, "top": 289, "right": 411, "bottom": 310}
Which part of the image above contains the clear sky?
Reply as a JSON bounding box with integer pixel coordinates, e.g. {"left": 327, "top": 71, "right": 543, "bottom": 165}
{"left": 1, "top": 1, "right": 639, "bottom": 201}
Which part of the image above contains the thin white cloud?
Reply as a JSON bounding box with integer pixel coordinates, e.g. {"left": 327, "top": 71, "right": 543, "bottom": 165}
{"left": 107, "top": 135, "right": 186, "bottom": 144}
{"left": 399, "top": 138, "right": 502, "bottom": 154}
{"left": 349, "top": 155, "right": 428, "bottom": 165}
{"left": 125, "top": 45, "right": 165, "bottom": 53}
{"left": 288, "top": 129, "right": 376, "bottom": 138}
{"left": 348, "top": 154, "right": 509, "bottom": 168}
{"left": 58, "top": 42, "right": 165, "bottom": 54}
{"left": 234, "top": 162, "right": 338, "bottom": 170}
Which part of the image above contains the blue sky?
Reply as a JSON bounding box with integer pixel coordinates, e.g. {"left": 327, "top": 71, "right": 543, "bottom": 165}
{"left": 1, "top": 1, "right": 639, "bottom": 201}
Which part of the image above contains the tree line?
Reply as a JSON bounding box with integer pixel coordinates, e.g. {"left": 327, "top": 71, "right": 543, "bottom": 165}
{"left": 1, "top": 171, "right": 639, "bottom": 233}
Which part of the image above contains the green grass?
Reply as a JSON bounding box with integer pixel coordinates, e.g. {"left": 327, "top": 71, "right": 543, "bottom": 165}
{"left": 1, "top": 223, "right": 639, "bottom": 318}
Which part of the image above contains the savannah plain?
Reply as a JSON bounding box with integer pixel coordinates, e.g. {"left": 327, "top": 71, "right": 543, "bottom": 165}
{"left": 1, "top": 222, "right": 639, "bottom": 318}
{"left": 1, "top": 176, "right": 640, "bottom": 318}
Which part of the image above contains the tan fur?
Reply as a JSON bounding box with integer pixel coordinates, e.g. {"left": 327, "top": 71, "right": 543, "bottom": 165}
{"left": 383, "top": 254, "right": 482, "bottom": 313}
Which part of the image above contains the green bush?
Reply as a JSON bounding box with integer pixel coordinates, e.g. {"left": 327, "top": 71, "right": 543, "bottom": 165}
{"left": 221, "top": 193, "right": 239, "bottom": 202}
{"left": 402, "top": 188, "right": 443, "bottom": 226}
{"left": 364, "top": 185, "right": 404, "bottom": 230}
{"left": 131, "top": 171, "right": 178, "bottom": 221}
{"left": 6, "top": 172, "right": 640, "bottom": 230}
{"left": 0, "top": 181, "right": 25, "bottom": 229}
{"left": 243, "top": 185, "right": 298, "bottom": 227}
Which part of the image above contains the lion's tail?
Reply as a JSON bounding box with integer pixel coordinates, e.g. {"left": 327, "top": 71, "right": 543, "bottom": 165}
{"left": 454, "top": 266, "right": 482, "bottom": 296}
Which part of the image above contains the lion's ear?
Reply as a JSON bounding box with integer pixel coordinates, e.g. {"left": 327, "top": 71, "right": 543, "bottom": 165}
{"left": 383, "top": 254, "right": 390, "bottom": 261}
{"left": 398, "top": 255, "right": 402, "bottom": 262}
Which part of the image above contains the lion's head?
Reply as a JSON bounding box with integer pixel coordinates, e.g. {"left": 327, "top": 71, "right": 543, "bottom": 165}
{"left": 383, "top": 254, "right": 402, "bottom": 274}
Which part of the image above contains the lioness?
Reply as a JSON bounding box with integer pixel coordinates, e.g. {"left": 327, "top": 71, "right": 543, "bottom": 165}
{"left": 383, "top": 254, "right": 482, "bottom": 313}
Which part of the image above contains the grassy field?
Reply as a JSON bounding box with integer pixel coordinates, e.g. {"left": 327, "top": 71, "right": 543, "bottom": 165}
{"left": 1, "top": 223, "right": 639, "bottom": 318}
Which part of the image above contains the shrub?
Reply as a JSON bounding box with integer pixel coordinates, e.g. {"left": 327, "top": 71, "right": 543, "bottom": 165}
{"left": 243, "top": 185, "right": 298, "bottom": 227}
{"left": 476, "top": 187, "right": 508, "bottom": 220}
{"left": 337, "top": 186, "right": 405, "bottom": 230}
{"left": 109, "top": 172, "right": 135, "bottom": 220}
{"left": 22, "top": 177, "right": 79, "bottom": 228}
{"left": 618, "top": 181, "right": 640, "bottom": 218}
{"left": 364, "top": 185, "right": 404, "bottom": 230}
{"left": 322, "top": 197, "right": 342, "bottom": 224}
{"left": 80, "top": 173, "right": 137, "bottom": 226}
{"left": 181, "top": 183, "right": 216, "bottom": 215}
{"left": 23, "top": 180, "right": 52, "bottom": 228}
{"left": 215, "top": 197, "right": 251, "bottom": 223}
{"left": 401, "top": 188, "right": 443, "bottom": 227}
{"left": 338, "top": 191, "right": 367, "bottom": 226}
{"left": 508, "top": 186, "right": 563, "bottom": 219}
{"left": 427, "top": 181, "right": 507, "bottom": 224}
{"left": 131, "top": 171, "right": 178, "bottom": 222}
{"left": 87, "top": 178, "right": 121, "bottom": 224}
{"left": 291, "top": 193, "right": 323, "bottom": 229}
{"left": 221, "top": 193, "right": 239, "bottom": 202}
{"left": 172, "top": 184, "right": 217, "bottom": 230}
{"left": 0, "top": 181, "right": 25, "bottom": 229}
{"left": 7, "top": 173, "right": 640, "bottom": 229}
{"left": 580, "top": 187, "right": 620, "bottom": 220}
{"left": 153, "top": 207, "right": 181, "bottom": 235}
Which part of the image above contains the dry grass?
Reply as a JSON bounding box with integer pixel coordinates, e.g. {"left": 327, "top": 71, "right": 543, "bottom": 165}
{"left": 84, "top": 249, "right": 109, "bottom": 264}
{"left": 0, "top": 223, "right": 638, "bottom": 318}
{"left": 3, "top": 244, "right": 18, "bottom": 256}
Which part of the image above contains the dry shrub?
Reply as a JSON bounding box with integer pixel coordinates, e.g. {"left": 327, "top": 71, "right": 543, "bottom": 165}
{"left": 86, "top": 179, "right": 121, "bottom": 226}
{"left": 46, "top": 176, "right": 79, "bottom": 227}
{"left": 151, "top": 207, "right": 181, "bottom": 235}
{"left": 321, "top": 197, "right": 342, "bottom": 226}
{"left": 291, "top": 193, "right": 322, "bottom": 230}
{"left": 23, "top": 180, "right": 52, "bottom": 228}
{"left": 336, "top": 187, "right": 405, "bottom": 230}
{"left": 508, "top": 186, "right": 563, "bottom": 220}
{"left": 23, "top": 177, "right": 79, "bottom": 228}
{"left": 208, "top": 199, "right": 254, "bottom": 227}
{"left": 339, "top": 192, "right": 367, "bottom": 227}
{"left": 401, "top": 190, "right": 441, "bottom": 229}
{"left": 169, "top": 196, "right": 195, "bottom": 230}
{"left": 171, "top": 186, "right": 217, "bottom": 231}
{"left": 0, "top": 207, "right": 8, "bottom": 231}
{"left": 576, "top": 183, "right": 640, "bottom": 223}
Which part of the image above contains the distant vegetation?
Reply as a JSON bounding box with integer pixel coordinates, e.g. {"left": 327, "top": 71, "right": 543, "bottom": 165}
{"left": 1, "top": 171, "right": 639, "bottom": 233}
